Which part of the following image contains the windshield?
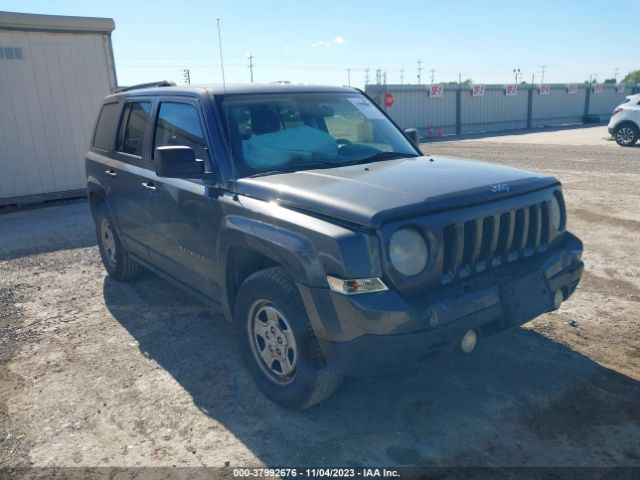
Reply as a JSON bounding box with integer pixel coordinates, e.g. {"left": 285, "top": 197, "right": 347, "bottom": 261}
{"left": 217, "top": 92, "right": 418, "bottom": 178}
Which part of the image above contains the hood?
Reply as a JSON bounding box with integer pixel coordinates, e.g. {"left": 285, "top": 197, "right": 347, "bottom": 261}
{"left": 236, "top": 156, "right": 559, "bottom": 228}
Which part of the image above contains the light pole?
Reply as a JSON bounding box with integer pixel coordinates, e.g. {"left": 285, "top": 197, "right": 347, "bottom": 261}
{"left": 513, "top": 68, "right": 521, "bottom": 84}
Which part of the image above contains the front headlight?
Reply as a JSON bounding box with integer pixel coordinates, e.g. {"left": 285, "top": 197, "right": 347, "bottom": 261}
{"left": 550, "top": 194, "right": 562, "bottom": 232}
{"left": 389, "top": 228, "right": 429, "bottom": 276}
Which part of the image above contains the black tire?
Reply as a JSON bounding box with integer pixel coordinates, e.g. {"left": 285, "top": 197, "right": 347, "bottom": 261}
{"left": 234, "top": 267, "right": 342, "bottom": 409}
{"left": 95, "top": 207, "right": 142, "bottom": 281}
{"left": 614, "top": 123, "right": 639, "bottom": 147}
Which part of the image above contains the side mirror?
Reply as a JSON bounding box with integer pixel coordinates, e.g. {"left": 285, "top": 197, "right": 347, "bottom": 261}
{"left": 404, "top": 128, "right": 420, "bottom": 146}
{"left": 154, "top": 146, "right": 205, "bottom": 178}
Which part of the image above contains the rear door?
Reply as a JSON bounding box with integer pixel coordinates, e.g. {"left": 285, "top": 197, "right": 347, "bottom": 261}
{"left": 144, "top": 97, "right": 220, "bottom": 298}
{"left": 110, "top": 98, "right": 155, "bottom": 260}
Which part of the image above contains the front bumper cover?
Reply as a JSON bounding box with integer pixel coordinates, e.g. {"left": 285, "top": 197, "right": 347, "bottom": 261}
{"left": 298, "top": 232, "right": 583, "bottom": 376}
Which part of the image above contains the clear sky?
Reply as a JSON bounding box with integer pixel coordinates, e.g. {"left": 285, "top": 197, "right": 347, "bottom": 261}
{"left": 3, "top": 0, "right": 637, "bottom": 88}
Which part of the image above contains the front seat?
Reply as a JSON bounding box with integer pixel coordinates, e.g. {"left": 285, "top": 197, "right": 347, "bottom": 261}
{"left": 249, "top": 105, "right": 281, "bottom": 135}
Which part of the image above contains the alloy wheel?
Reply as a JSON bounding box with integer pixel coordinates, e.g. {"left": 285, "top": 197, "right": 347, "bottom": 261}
{"left": 616, "top": 127, "right": 635, "bottom": 146}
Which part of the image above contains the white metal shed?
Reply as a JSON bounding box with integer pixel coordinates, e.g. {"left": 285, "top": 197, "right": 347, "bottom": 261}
{"left": 0, "top": 11, "right": 117, "bottom": 205}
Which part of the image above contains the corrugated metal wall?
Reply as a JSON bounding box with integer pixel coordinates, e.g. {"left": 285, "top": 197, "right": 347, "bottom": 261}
{"left": 589, "top": 86, "right": 627, "bottom": 116}
{"left": 461, "top": 85, "right": 528, "bottom": 134}
{"left": 531, "top": 84, "right": 587, "bottom": 128}
{"left": 366, "top": 83, "right": 632, "bottom": 138}
{"left": 0, "top": 30, "right": 116, "bottom": 203}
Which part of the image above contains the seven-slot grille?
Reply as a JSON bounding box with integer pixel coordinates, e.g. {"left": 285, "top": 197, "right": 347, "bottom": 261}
{"left": 441, "top": 199, "right": 554, "bottom": 284}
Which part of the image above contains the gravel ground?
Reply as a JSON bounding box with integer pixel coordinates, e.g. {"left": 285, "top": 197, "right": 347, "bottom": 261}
{"left": 0, "top": 126, "right": 639, "bottom": 470}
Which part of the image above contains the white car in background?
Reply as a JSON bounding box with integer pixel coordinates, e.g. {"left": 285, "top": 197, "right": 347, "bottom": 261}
{"left": 608, "top": 93, "right": 640, "bottom": 146}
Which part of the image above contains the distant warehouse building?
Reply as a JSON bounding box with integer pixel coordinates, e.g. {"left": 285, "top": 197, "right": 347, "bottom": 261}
{"left": 0, "top": 11, "right": 117, "bottom": 205}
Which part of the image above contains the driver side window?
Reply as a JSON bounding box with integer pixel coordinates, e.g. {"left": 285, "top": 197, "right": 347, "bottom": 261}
{"left": 153, "top": 102, "right": 208, "bottom": 160}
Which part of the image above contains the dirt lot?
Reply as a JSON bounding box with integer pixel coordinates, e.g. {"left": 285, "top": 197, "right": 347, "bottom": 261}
{"left": 1, "top": 125, "right": 639, "bottom": 470}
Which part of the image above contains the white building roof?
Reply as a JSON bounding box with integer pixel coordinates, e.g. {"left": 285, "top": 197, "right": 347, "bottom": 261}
{"left": 0, "top": 11, "right": 115, "bottom": 34}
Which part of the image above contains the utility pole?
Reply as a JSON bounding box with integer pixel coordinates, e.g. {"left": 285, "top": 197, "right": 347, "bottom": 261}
{"left": 376, "top": 68, "right": 382, "bottom": 85}
{"left": 513, "top": 68, "right": 521, "bottom": 83}
{"left": 613, "top": 67, "right": 619, "bottom": 81}
{"left": 458, "top": 72, "right": 462, "bottom": 85}
{"left": 540, "top": 65, "right": 546, "bottom": 84}
{"left": 417, "top": 59, "right": 423, "bottom": 85}
{"left": 246, "top": 53, "right": 254, "bottom": 83}
{"left": 182, "top": 68, "right": 191, "bottom": 84}
{"left": 364, "top": 67, "right": 370, "bottom": 85}
{"left": 347, "top": 68, "right": 351, "bottom": 87}
{"left": 400, "top": 69, "right": 404, "bottom": 85}
{"left": 383, "top": 71, "right": 387, "bottom": 85}
{"left": 429, "top": 68, "right": 435, "bottom": 84}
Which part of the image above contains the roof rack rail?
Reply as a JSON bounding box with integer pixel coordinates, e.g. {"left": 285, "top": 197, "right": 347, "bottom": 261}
{"left": 114, "top": 80, "right": 176, "bottom": 93}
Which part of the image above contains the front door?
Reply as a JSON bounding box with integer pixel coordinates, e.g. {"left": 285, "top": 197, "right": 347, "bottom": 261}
{"left": 144, "top": 99, "right": 220, "bottom": 299}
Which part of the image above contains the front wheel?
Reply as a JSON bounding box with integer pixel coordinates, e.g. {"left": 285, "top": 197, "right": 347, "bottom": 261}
{"left": 614, "top": 123, "right": 639, "bottom": 147}
{"left": 234, "top": 267, "right": 342, "bottom": 409}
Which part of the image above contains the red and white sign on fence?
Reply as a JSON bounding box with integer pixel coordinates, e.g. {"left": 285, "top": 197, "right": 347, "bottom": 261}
{"left": 472, "top": 84, "right": 485, "bottom": 97}
{"left": 616, "top": 83, "right": 625, "bottom": 93}
{"left": 384, "top": 92, "right": 394, "bottom": 107}
{"left": 567, "top": 84, "right": 578, "bottom": 94}
{"left": 594, "top": 83, "right": 603, "bottom": 94}
{"left": 505, "top": 84, "right": 518, "bottom": 96}
{"left": 539, "top": 84, "right": 551, "bottom": 95}
{"left": 430, "top": 84, "right": 443, "bottom": 97}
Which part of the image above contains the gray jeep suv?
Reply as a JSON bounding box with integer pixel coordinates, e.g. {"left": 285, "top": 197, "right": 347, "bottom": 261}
{"left": 86, "top": 82, "right": 584, "bottom": 409}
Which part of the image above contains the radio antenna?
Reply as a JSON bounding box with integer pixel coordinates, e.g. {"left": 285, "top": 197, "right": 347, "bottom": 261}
{"left": 216, "top": 18, "right": 237, "bottom": 193}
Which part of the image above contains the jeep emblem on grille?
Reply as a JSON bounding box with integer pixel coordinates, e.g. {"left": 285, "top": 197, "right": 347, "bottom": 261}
{"left": 490, "top": 183, "right": 510, "bottom": 193}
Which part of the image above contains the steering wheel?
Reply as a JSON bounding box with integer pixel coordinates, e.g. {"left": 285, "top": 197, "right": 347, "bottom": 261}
{"left": 336, "top": 138, "right": 352, "bottom": 148}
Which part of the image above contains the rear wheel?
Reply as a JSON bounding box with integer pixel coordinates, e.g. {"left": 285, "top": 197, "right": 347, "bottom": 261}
{"left": 235, "top": 267, "right": 342, "bottom": 409}
{"left": 95, "top": 208, "right": 142, "bottom": 281}
{"left": 614, "top": 123, "right": 639, "bottom": 147}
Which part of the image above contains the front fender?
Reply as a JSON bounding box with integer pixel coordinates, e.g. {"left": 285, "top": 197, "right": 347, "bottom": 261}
{"left": 216, "top": 195, "right": 384, "bottom": 323}
{"left": 219, "top": 215, "right": 323, "bottom": 287}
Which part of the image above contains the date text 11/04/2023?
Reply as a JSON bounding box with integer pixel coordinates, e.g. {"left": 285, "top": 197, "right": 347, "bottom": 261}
{"left": 232, "top": 468, "right": 400, "bottom": 478}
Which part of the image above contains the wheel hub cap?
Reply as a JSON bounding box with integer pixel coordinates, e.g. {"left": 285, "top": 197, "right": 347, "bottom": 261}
{"left": 250, "top": 303, "right": 297, "bottom": 382}
{"left": 101, "top": 219, "right": 117, "bottom": 266}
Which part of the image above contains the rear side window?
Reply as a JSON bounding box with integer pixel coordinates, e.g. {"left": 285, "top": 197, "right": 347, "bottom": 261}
{"left": 93, "top": 102, "right": 119, "bottom": 150}
{"left": 118, "top": 101, "right": 152, "bottom": 157}
{"left": 154, "top": 102, "right": 208, "bottom": 160}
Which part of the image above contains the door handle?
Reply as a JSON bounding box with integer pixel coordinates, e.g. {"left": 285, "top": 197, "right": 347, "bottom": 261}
{"left": 105, "top": 169, "right": 118, "bottom": 177}
{"left": 141, "top": 182, "right": 157, "bottom": 191}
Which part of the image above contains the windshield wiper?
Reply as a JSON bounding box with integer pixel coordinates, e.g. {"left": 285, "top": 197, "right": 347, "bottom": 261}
{"left": 340, "top": 151, "right": 419, "bottom": 166}
{"left": 246, "top": 159, "right": 340, "bottom": 178}
{"left": 245, "top": 153, "right": 419, "bottom": 178}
